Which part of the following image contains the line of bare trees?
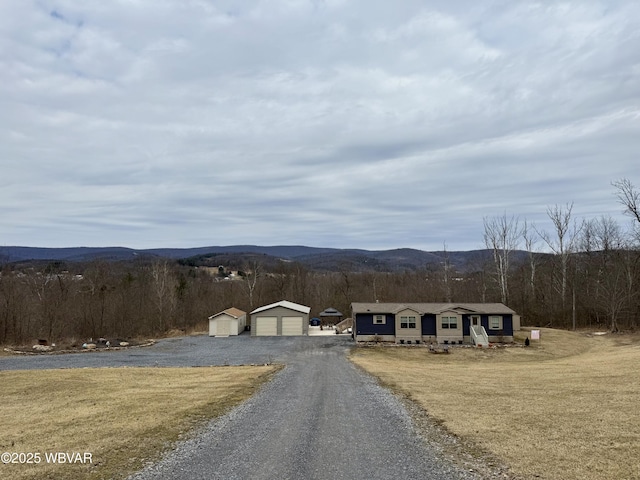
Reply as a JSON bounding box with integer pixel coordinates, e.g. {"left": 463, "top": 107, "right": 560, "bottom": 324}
{"left": 1, "top": 179, "right": 638, "bottom": 346}
{"left": 483, "top": 179, "right": 640, "bottom": 332}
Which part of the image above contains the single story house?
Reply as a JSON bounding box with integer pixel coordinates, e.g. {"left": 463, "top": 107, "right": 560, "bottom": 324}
{"left": 351, "top": 302, "right": 518, "bottom": 345}
{"left": 250, "top": 300, "right": 311, "bottom": 336}
{"left": 208, "top": 307, "right": 247, "bottom": 336}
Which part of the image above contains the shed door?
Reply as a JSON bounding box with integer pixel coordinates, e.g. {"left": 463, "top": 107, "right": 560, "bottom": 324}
{"left": 216, "top": 318, "right": 231, "bottom": 337}
{"left": 282, "top": 316, "right": 303, "bottom": 336}
{"left": 255, "top": 317, "right": 278, "bottom": 336}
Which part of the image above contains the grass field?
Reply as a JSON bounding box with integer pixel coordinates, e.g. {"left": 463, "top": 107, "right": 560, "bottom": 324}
{"left": 0, "top": 365, "right": 280, "bottom": 480}
{"left": 351, "top": 328, "right": 640, "bottom": 480}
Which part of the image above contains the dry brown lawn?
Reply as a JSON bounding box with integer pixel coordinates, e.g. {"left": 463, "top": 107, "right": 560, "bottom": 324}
{"left": 351, "top": 328, "right": 640, "bottom": 480}
{"left": 0, "top": 365, "right": 279, "bottom": 480}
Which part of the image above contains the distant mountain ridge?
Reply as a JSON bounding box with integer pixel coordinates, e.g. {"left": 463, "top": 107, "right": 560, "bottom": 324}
{"left": 0, "top": 245, "right": 522, "bottom": 272}
{"left": 1, "top": 245, "right": 358, "bottom": 262}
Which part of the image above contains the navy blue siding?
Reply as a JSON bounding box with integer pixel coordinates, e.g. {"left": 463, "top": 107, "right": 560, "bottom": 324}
{"left": 356, "top": 311, "right": 514, "bottom": 338}
{"left": 421, "top": 315, "right": 437, "bottom": 336}
{"left": 494, "top": 314, "right": 513, "bottom": 335}
{"left": 355, "top": 313, "right": 395, "bottom": 336}
{"left": 463, "top": 314, "right": 514, "bottom": 336}
{"left": 462, "top": 316, "right": 470, "bottom": 336}
{"left": 483, "top": 314, "right": 514, "bottom": 335}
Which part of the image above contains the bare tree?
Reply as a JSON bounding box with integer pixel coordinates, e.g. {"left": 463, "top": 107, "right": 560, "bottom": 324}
{"left": 441, "top": 242, "right": 452, "bottom": 303}
{"left": 483, "top": 213, "right": 521, "bottom": 304}
{"left": 613, "top": 178, "right": 640, "bottom": 223}
{"left": 241, "top": 259, "right": 262, "bottom": 310}
{"left": 0, "top": 268, "right": 27, "bottom": 344}
{"left": 522, "top": 220, "right": 539, "bottom": 296}
{"left": 538, "top": 203, "right": 580, "bottom": 318}
{"left": 613, "top": 178, "right": 640, "bottom": 243}
{"left": 588, "top": 216, "right": 636, "bottom": 332}
{"left": 336, "top": 264, "right": 354, "bottom": 310}
{"left": 151, "top": 260, "right": 176, "bottom": 332}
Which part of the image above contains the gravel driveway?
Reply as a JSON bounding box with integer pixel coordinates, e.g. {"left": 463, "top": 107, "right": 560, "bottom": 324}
{"left": 2, "top": 335, "right": 484, "bottom": 479}
{"left": 0, "top": 335, "right": 347, "bottom": 370}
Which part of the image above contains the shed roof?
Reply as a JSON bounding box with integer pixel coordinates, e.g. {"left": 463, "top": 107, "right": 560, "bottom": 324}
{"left": 251, "top": 300, "right": 311, "bottom": 315}
{"left": 320, "top": 307, "right": 343, "bottom": 316}
{"left": 351, "top": 302, "right": 516, "bottom": 315}
{"left": 208, "top": 307, "right": 246, "bottom": 320}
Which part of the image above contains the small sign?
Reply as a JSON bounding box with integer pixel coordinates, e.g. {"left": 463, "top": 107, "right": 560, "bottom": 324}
{"left": 531, "top": 330, "right": 540, "bottom": 340}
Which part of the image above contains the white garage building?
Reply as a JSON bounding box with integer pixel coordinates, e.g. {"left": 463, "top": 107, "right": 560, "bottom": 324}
{"left": 250, "top": 300, "right": 311, "bottom": 336}
{"left": 208, "top": 307, "right": 247, "bottom": 337}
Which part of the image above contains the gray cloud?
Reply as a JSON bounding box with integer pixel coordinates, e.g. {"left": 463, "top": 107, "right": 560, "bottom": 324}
{"left": 1, "top": 0, "right": 639, "bottom": 250}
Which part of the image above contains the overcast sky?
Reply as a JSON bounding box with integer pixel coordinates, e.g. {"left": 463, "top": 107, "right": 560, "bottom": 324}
{"left": 2, "top": 1, "right": 639, "bottom": 251}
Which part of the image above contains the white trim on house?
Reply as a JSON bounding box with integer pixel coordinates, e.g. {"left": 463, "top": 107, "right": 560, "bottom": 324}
{"left": 394, "top": 307, "right": 422, "bottom": 342}
{"left": 373, "top": 314, "right": 386, "bottom": 324}
{"left": 488, "top": 315, "right": 503, "bottom": 330}
{"left": 250, "top": 300, "right": 311, "bottom": 315}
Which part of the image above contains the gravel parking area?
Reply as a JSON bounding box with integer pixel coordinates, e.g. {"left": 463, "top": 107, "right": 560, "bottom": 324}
{"left": 0, "top": 334, "right": 349, "bottom": 370}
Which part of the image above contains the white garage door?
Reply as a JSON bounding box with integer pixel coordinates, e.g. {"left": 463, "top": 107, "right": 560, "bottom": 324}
{"left": 216, "top": 318, "right": 231, "bottom": 337}
{"left": 255, "top": 317, "right": 278, "bottom": 336}
{"left": 282, "top": 316, "right": 303, "bottom": 336}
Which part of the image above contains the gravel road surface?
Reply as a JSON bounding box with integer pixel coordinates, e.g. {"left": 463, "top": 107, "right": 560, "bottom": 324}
{"left": 0, "top": 335, "right": 344, "bottom": 370}
{"left": 2, "top": 335, "right": 485, "bottom": 479}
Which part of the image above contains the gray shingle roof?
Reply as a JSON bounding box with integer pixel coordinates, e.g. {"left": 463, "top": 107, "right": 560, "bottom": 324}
{"left": 350, "top": 302, "right": 516, "bottom": 315}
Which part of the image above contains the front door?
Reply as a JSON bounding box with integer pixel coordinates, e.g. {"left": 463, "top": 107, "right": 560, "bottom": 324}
{"left": 471, "top": 315, "right": 481, "bottom": 327}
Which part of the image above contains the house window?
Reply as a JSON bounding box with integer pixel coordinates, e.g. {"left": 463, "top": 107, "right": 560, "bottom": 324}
{"left": 373, "top": 315, "right": 386, "bottom": 325}
{"left": 400, "top": 316, "right": 416, "bottom": 329}
{"left": 489, "top": 316, "right": 502, "bottom": 330}
{"left": 441, "top": 316, "right": 458, "bottom": 329}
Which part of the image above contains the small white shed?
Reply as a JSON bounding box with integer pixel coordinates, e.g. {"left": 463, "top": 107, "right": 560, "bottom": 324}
{"left": 250, "top": 300, "right": 311, "bottom": 336}
{"left": 208, "top": 307, "right": 247, "bottom": 337}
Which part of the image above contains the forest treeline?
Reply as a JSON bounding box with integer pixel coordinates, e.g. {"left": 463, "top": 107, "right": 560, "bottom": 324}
{"left": 1, "top": 179, "right": 638, "bottom": 345}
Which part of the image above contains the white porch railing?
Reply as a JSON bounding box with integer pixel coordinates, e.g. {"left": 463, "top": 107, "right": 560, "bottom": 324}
{"left": 334, "top": 317, "right": 353, "bottom": 334}
{"left": 470, "top": 325, "right": 489, "bottom": 347}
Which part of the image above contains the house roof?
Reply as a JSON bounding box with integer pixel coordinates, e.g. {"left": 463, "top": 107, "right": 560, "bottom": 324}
{"left": 320, "top": 307, "right": 343, "bottom": 316}
{"left": 250, "top": 300, "right": 311, "bottom": 315}
{"left": 208, "top": 307, "right": 246, "bottom": 320}
{"left": 351, "top": 302, "right": 516, "bottom": 315}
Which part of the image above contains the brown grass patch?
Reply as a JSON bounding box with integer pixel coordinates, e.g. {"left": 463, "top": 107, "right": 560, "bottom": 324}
{"left": 0, "top": 365, "right": 280, "bottom": 480}
{"left": 351, "top": 329, "right": 640, "bottom": 480}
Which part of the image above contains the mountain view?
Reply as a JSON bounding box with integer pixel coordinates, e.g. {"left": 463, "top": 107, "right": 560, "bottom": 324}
{"left": 0, "top": 245, "right": 513, "bottom": 273}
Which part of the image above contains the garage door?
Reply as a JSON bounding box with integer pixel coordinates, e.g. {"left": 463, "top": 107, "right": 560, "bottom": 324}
{"left": 216, "top": 318, "right": 230, "bottom": 337}
{"left": 255, "top": 317, "right": 278, "bottom": 336}
{"left": 282, "top": 316, "right": 303, "bottom": 336}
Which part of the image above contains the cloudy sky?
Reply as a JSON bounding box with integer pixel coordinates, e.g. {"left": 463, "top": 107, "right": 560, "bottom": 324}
{"left": 2, "top": 1, "right": 639, "bottom": 251}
